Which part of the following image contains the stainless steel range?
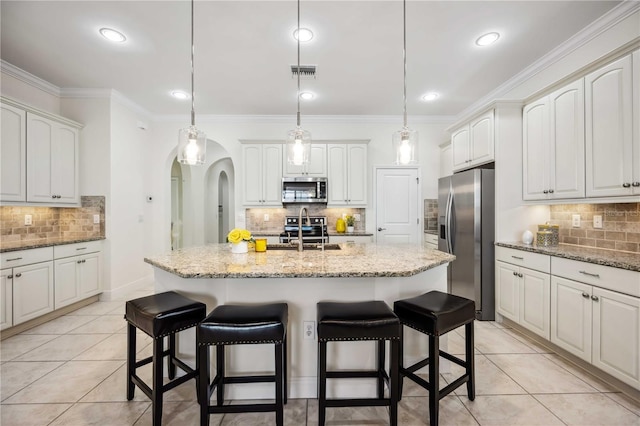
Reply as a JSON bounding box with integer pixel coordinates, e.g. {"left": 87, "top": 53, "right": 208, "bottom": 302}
{"left": 279, "top": 216, "right": 329, "bottom": 244}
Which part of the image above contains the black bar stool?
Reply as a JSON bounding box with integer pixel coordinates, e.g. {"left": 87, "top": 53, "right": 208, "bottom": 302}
{"left": 316, "top": 301, "right": 401, "bottom": 426}
{"left": 197, "top": 303, "right": 288, "bottom": 426}
{"left": 393, "top": 290, "right": 475, "bottom": 426}
{"left": 125, "top": 291, "right": 206, "bottom": 426}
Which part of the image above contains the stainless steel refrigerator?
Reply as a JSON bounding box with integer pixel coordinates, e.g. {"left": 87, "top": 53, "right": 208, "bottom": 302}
{"left": 438, "top": 169, "right": 495, "bottom": 320}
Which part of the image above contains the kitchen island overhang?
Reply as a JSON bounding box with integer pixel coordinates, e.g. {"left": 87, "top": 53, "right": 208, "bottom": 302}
{"left": 144, "top": 243, "right": 455, "bottom": 400}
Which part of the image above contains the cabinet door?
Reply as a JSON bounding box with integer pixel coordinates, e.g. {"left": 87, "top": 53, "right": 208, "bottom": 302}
{"left": 585, "top": 54, "right": 633, "bottom": 197}
{"left": 242, "top": 145, "right": 263, "bottom": 205}
{"left": 549, "top": 80, "right": 585, "bottom": 199}
{"left": 54, "top": 257, "right": 80, "bottom": 309}
{"left": 550, "top": 276, "right": 592, "bottom": 362}
{"left": 12, "top": 261, "right": 54, "bottom": 325}
{"left": 469, "top": 110, "right": 494, "bottom": 167}
{"left": 522, "top": 98, "right": 550, "bottom": 200}
{"left": 26, "top": 113, "right": 54, "bottom": 202}
{"left": 346, "top": 144, "right": 367, "bottom": 205}
{"left": 1, "top": 104, "right": 26, "bottom": 202}
{"left": 439, "top": 144, "right": 452, "bottom": 178}
{"left": 52, "top": 124, "right": 79, "bottom": 203}
{"left": 495, "top": 261, "right": 520, "bottom": 323}
{"left": 451, "top": 126, "right": 470, "bottom": 171}
{"left": 0, "top": 270, "right": 13, "bottom": 330}
{"left": 327, "top": 144, "right": 348, "bottom": 204}
{"left": 633, "top": 50, "right": 640, "bottom": 195}
{"left": 592, "top": 287, "right": 640, "bottom": 388}
{"left": 521, "top": 267, "right": 551, "bottom": 339}
{"left": 261, "top": 144, "right": 283, "bottom": 205}
{"left": 79, "top": 252, "right": 102, "bottom": 297}
{"left": 284, "top": 144, "right": 326, "bottom": 176}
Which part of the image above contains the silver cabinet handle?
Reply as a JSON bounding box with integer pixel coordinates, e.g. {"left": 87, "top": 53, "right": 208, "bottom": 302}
{"left": 518, "top": 273, "right": 523, "bottom": 278}
{"left": 6, "top": 257, "right": 22, "bottom": 262}
{"left": 582, "top": 292, "right": 590, "bottom": 298}
{"left": 591, "top": 295, "right": 599, "bottom": 302}
{"left": 622, "top": 183, "right": 631, "bottom": 188}
{"left": 15, "top": 273, "right": 21, "bottom": 278}
{"left": 579, "top": 270, "right": 600, "bottom": 278}
{"left": 76, "top": 247, "right": 87, "bottom": 251}
{"left": 513, "top": 271, "right": 518, "bottom": 276}
{"left": 548, "top": 189, "right": 554, "bottom": 193}
{"left": 7, "top": 275, "right": 13, "bottom": 279}
{"left": 77, "top": 260, "right": 82, "bottom": 264}
{"left": 377, "top": 227, "right": 386, "bottom": 232}
{"left": 511, "top": 256, "right": 524, "bottom": 260}
{"left": 633, "top": 182, "right": 640, "bottom": 187}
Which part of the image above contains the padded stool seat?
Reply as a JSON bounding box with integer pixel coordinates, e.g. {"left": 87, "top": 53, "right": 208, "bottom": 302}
{"left": 197, "top": 303, "right": 288, "bottom": 426}
{"left": 394, "top": 290, "right": 475, "bottom": 426}
{"left": 125, "top": 291, "right": 206, "bottom": 426}
{"left": 317, "top": 301, "right": 401, "bottom": 426}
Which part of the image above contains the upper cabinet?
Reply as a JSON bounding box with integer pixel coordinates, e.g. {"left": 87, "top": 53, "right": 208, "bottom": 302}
{"left": 242, "top": 143, "right": 283, "bottom": 206}
{"left": 451, "top": 110, "right": 494, "bottom": 172}
{"left": 283, "top": 144, "right": 327, "bottom": 177}
{"left": 327, "top": 143, "right": 367, "bottom": 206}
{"left": 585, "top": 54, "right": 635, "bottom": 198}
{"left": 1, "top": 98, "right": 81, "bottom": 205}
{"left": 523, "top": 80, "right": 585, "bottom": 200}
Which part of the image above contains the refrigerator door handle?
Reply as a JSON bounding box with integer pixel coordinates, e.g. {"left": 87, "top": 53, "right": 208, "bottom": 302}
{"left": 445, "top": 190, "right": 454, "bottom": 253}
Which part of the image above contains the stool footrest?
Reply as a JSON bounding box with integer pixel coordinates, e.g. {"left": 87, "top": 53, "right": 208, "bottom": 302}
{"left": 163, "top": 370, "right": 198, "bottom": 393}
{"left": 440, "top": 375, "right": 469, "bottom": 399}
{"left": 325, "top": 398, "right": 391, "bottom": 408}
{"left": 208, "top": 403, "right": 277, "bottom": 414}
{"left": 222, "top": 375, "right": 276, "bottom": 384}
{"left": 404, "top": 357, "right": 430, "bottom": 373}
{"left": 134, "top": 349, "right": 171, "bottom": 369}
{"left": 131, "top": 374, "right": 153, "bottom": 399}
{"left": 326, "top": 370, "right": 388, "bottom": 380}
{"left": 440, "top": 350, "right": 466, "bottom": 368}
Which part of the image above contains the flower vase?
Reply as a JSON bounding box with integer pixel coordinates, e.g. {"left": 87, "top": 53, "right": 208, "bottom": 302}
{"left": 231, "top": 240, "right": 248, "bottom": 254}
{"left": 347, "top": 226, "right": 354, "bottom": 233}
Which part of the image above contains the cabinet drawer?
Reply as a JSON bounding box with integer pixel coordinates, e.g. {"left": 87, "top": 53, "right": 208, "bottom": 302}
{"left": 0, "top": 247, "right": 53, "bottom": 269}
{"left": 54, "top": 240, "right": 103, "bottom": 259}
{"left": 551, "top": 257, "right": 640, "bottom": 298}
{"left": 495, "top": 246, "right": 550, "bottom": 273}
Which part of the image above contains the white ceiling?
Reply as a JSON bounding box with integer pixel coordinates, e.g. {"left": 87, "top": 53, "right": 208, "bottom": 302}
{"left": 0, "top": 1, "right": 623, "bottom": 118}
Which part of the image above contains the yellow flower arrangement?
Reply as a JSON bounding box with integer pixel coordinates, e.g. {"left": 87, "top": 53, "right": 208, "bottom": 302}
{"left": 227, "top": 228, "right": 254, "bottom": 244}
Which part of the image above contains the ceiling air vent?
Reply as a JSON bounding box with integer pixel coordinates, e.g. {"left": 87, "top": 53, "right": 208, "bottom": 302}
{"left": 291, "top": 65, "right": 317, "bottom": 79}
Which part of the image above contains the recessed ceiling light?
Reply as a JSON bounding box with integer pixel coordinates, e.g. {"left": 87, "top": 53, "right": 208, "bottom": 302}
{"left": 422, "top": 92, "right": 439, "bottom": 101}
{"left": 99, "top": 27, "right": 127, "bottom": 43}
{"left": 475, "top": 32, "right": 500, "bottom": 46}
{"left": 171, "top": 90, "right": 190, "bottom": 100}
{"left": 293, "top": 28, "right": 313, "bottom": 42}
{"left": 299, "top": 91, "right": 315, "bottom": 100}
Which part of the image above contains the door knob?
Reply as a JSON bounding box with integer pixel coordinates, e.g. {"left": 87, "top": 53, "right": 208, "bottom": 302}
{"left": 377, "top": 227, "right": 386, "bottom": 232}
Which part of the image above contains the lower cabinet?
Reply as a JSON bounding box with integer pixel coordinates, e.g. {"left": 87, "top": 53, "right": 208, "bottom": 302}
{"left": 0, "top": 270, "right": 12, "bottom": 330}
{"left": 54, "top": 241, "right": 103, "bottom": 309}
{"left": 12, "top": 261, "right": 55, "bottom": 325}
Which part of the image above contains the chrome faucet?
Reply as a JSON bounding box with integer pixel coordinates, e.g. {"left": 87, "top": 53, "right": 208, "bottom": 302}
{"left": 297, "top": 206, "right": 311, "bottom": 252}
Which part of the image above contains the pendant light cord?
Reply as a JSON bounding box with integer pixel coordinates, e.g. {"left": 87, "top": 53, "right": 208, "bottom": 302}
{"left": 296, "top": 0, "right": 301, "bottom": 128}
{"left": 402, "top": 0, "right": 407, "bottom": 129}
{"left": 190, "top": 0, "right": 196, "bottom": 127}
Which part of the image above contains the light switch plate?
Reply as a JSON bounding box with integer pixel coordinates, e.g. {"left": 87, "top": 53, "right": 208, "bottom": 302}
{"left": 264, "top": 214, "right": 269, "bottom": 222}
{"left": 93, "top": 214, "right": 100, "bottom": 224}
{"left": 354, "top": 213, "right": 361, "bottom": 222}
{"left": 24, "top": 214, "right": 32, "bottom": 226}
{"left": 593, "top": 215, "right": 603, "bottom": 229}
{"left": 572, "top": 214, "right": 581, "bottom": 227}
{"left": 303, "top": 321, "right": 315, "bottom": 340}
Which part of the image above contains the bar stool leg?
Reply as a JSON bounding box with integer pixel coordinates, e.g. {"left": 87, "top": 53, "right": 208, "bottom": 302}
{"left": 428, "top": 335, "right": 440, "bottom": 426}
{"left": 377, "top": 340, "right": 385, "bottom": 399}
{"left": 275, "top": 343, "right": 284, "bottom": 426}
{"left": 152, "top": 337, "right": 164, "bottom": 426}
{"left": 318, "top": 340, "right": 327, "bottom": 426}
{"left": 198, "top": 344, "right": 210, "bottom": 426}
{"left": 126, "top": 323, "right": 136, "bottom": 401}
{"left": 466, "top": 322, "right": 475, "bottom": 400}
{"left": 398, "top": 325, "right": 404, "bottom": 401}
{"left": 168, "top": 334, "right": 176, "bottom": 380}
{"left": 390, "top": 339, "right": 400, "bottom": 426}
{"left": 216, "top": 346, "right": 225, "bottom": 406}
{"left": 283, "top": 336, "right": 288, "bottom": 404}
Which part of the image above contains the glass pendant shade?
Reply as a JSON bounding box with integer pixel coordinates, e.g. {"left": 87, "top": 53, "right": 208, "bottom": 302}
{"left": 286, "top": 127, "right": 311, "bottom": 166}
{"left": 178, "top": 125, "right": 207, "bottom": 165}
{"left": 392, "top": 126, "right": 418, "bottom": 165}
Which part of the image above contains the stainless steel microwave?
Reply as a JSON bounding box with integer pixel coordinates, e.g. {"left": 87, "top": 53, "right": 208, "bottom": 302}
{"left": 282, "top": 177, "right": 328, "bottom": 204}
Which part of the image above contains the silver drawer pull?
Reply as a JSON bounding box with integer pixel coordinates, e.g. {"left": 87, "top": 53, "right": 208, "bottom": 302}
{"left": 582, "top": 292, "right": 590, "bottom": 298}
{"left": 579, "top": 270, "right": 600, "bottom": 278}
{"left": 511, "top": 256, "right": 524, "bottom": 260}
{"left": 591, "top": 295, "right": 599, "bottom": 302}
{"left": 15, "top": 273, "right": 21, "bottom": 278}
{"left": 76, "top": 247, "right": 87, "bottom": 251}
{"left": 6, "top": 257, "right": 23, "bottom": 262}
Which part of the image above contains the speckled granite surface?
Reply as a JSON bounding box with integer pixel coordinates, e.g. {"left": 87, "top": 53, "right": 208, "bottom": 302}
{"left": 144, "top": 243, "right": 454, "bottom": 279}
{"left": 496, "top": 242, "right": 640, "bottom": 272}
{"left": 0, "top": 236, "right": 106, "bottom": 253}
{"left": 252, "top": 231, "right": 374, "bottom": 237}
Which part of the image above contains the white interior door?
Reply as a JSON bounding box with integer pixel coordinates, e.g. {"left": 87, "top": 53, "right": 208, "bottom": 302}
{"left": 375, "top": 167, "right": 420, "bottom": 244}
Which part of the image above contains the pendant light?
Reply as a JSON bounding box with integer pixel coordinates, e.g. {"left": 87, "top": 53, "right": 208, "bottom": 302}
{"left": 177, "top": 0, "right": 206, "bottom": 166}
{"left": 392, "top": 0, "right": 418, "bottom": 165}
{"left": 286, "top": 0, "right": 311, "bottom": 166}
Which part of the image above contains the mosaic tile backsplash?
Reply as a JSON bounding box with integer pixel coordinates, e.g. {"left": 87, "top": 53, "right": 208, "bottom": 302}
{"left": 424, "top": 199, "right": 438, "bottom": 232}
{"left": 0, "top": 196, "right": 105, "bottom": 247}
{"left": 246, "top": 206, "right": 367, "bottom": 233}
{"left": 549, "top": 203, "right": 640, "bottom": 253}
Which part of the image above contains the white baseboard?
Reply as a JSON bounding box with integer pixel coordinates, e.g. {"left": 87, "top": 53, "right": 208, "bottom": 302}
{"left": 100, "top": 274, "right": 154, "bottom": 301}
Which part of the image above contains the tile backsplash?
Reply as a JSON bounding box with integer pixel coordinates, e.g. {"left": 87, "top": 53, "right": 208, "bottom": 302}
{"left": 246, "top": 206, "right": 367, "bottom": 233}
{"left": 549, "top": 203, "right": 639, "bottom": 253}
{"left": 424, "top": 199, "right": 438, "bottom": 232}
{"left": 0, "top": 196, "right": 105, "bottom": 247}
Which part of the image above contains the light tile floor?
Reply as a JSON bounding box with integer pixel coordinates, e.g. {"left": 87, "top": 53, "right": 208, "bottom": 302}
{"left": 1, "top": 286, "right": 639, "bottom": 425}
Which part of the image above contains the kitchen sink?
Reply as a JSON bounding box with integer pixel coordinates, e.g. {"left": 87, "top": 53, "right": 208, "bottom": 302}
{"left": 266, "top": 243, "right": 341, "bottom": 251}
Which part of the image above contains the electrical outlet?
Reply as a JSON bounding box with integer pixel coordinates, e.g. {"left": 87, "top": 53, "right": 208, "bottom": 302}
{"left": 264, "top": 213, "right": 269, "bottom": 222}
{"left": 24, "top": 214, "right": 32, "bottom": 226}
{"left": 303, "top": 321, "right": 315, "bottom": 340}
{"left": 93, "top": 214, "right": 100, "bottom": 224}
{"left": 593, "top": 215, "right": 603, "bottom": 229}
{"left": 354, "top": 213, "right": 361, "bottom": 222}
{"left": 572, "top": 214, "right": 581, "bottom": 227}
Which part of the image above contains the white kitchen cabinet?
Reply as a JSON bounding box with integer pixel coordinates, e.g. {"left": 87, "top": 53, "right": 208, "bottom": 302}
{"left": 633, "top": 50, "right": 640, "bottom": 196}
{"left": 242, "top": 144, "right": 283, "bottom": 206}
{"left": 26, "top": 112, "right": 80, "bottom": 204}
{"left": 439, "top": 143, "right": 453, "bottom": 178}
{"left": 585, "top": 54, "right": 635, "bottom": 197}
{"left": 327, "top": 143, "right": 367, "bottom": 206}
{"left": 1, "top": 103, "right": 26, "bottom": 202}
{"left": 12, "top": 261, "right": 54, "bottom": 325}
{"left": 451, "top": 110, "right": 494, "bottom": 172}
{"left": 550, "top": 276, "right": 593, "bottom": 361}
{"left": 523, "top": 80, "right": 585, "bottom": 200}
{"left": 0, "top": 270, "right": 13, "bottom": 330}
{"left": 283, "top": 144, "right": 327, "bottom": 177}
{"left": 54, "top": 250, "right": 103, "bottom": 309}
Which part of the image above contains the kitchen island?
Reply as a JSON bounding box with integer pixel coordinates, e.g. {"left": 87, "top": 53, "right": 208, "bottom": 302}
{"left": 144, "top": 242, "right": 455, "bottom": 399}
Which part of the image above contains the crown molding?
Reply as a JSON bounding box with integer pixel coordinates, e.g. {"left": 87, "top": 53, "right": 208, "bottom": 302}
{"left": 60, "top": 87, "right": 153, "bottom": 120}
{"left": 1, "top": 60, "right": 60, "bottom": 96}
{"left": 155, "top": 114, "right": 455, "bottom": 125}
{"left": 452, "top": 1, "right": 640, "bottom": 127}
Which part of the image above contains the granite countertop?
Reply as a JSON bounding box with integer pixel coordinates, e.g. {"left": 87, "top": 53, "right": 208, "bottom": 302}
{"left": 0, "top": 236, "right": 106, "bottom": 253}
{"left": 496, "top": 242, "right": 640, "bottom": 272}
{"left": 144, "top": 243, "right": 454, "bottom": 279}
{"left": 252, "top": 231, "right": 374, "bottom": 237}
